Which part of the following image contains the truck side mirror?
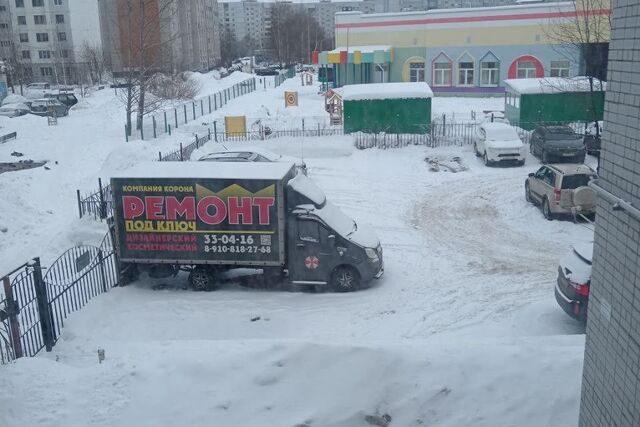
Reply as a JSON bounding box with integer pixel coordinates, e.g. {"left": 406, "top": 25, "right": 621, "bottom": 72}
{"left": 327, "top": 235, "right": 336, "bottom": 246}
{"left": 528, "top": 173, "right": 535, "bottom": 178}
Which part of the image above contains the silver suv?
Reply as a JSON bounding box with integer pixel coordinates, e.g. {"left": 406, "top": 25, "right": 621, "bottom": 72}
{"left": 525, "top": 164, "right": 598, "bottom": 220}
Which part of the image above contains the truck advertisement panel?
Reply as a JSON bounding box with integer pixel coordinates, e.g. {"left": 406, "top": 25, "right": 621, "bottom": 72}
{"left": 112, "top": 178, "right": 282, "bottom": 264}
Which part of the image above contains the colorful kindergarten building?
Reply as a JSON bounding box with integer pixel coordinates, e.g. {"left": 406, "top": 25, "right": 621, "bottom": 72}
{"left": 312, "top": 2, "right": 610, "bottom": 95}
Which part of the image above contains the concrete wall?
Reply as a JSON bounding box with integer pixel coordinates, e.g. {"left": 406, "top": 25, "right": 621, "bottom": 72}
{"left": 579, "top": 0, "right": 640, "bottom": 425}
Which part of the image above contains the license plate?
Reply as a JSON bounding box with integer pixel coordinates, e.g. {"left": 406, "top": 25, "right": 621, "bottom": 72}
{"left": 562, "top": 152, "right": 575, "bottom": 156}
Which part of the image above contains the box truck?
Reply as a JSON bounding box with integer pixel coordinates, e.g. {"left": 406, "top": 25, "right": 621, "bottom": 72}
{"left": 111, "top": 162, "right": 383, "bottom": 291}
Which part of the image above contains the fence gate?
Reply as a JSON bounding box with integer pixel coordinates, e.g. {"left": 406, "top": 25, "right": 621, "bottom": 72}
{"left": 0, "top": 233, "right": 119, "bottom": 364}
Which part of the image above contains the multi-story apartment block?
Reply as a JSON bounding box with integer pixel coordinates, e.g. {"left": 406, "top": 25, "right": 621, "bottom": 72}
{"left": 98, "top": 0, "right": 220, "bottom": 75}
{"left": 218, "top": 0, "right": 376, "bottom": 57}
{"left": 218, "top": 0, "right": 272, "bottom": 54}
{"left": 1, "top": 0, "right": 76, "bottom": 85}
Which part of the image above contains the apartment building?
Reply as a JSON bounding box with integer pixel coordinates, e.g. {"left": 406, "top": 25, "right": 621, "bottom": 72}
{"left": 98, "top": 0, "right": 220, "bottom": 75}
{"left": 0, "top": 0, "right": 76, "bottom": 85}
{"left": 218, "top": 0, "right": 376, "bottom": 56}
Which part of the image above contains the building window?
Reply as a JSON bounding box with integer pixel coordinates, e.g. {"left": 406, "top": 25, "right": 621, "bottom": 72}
{"left": 36, "top": 33, "right": 48, "bottom": 42}
{"left": 0, "top": 6, "right": 6, "bottom": 11}
{"left": 19, "top": 33, "right": 28, "bottom": 42}
{"left": 15, "top": 0, "right": 24, "bottom": 7}
{"left": 516, "top": 61, "right": 537, "bottom": 79}
{"left": 22, "top": 50, "right": 30, "bottom": 59}
{"left": 0, "top": 40, "right": 10, "bottom": 47}
{"left": 17, "top": 15, "right": 26, "bottom": 25}
{"left": 458, "top": 61, "right": 474, "bottom": 86}
{"left": 409, "top": 62, "right": 425, "bottom": 82}
{"left": 480, "top": 61, "right": 499, "bottom": 86}
{"left": 58, "top": 32, "right": 66, "bottom": 41}
{"left": 32, "top": 0, "right": 44, "bottom": 6}
{"left": 55, "top": 14, "right": 64, "bottom": 24}
{"left": 34, "top": 15, "right": 46, "bottom": 25}
{"left": 433, "top": 61, "right": 452, "bottom": 86}
{"left": 550, "top": 60, "right": 570, "bottom": 77}
{"left": 54, "top": 0, "right": 62, "bottom": 5}
{"left": 59, "top": 49, "right": 68, "bottom": 58}
{"left": 38, "top": 50, "right": 50, "bottom": 59}
{"left": 0, "top": 23, "right": 8, "bottom": 29}
{"left": 40, "top": 66, "right": 52, "bottom": 76}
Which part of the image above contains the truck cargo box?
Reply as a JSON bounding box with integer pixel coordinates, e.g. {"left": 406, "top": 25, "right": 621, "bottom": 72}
{"left": 111, "top": 162, "right": 295, "bottom": 267}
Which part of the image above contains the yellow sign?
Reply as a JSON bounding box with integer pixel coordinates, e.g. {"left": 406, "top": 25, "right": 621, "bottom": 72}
{"left": 285, "top": 91, "right": 298, "bottom": 108}
{"left": 224, "top": 116, "right": 246, "bottom": 137}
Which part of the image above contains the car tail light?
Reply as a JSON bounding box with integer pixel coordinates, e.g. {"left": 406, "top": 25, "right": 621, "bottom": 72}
{"left": 570, "top": 281, "right": 590, "bottom": 297}
{"left": 554, "top": 188, "right": 562, "bottom": 203}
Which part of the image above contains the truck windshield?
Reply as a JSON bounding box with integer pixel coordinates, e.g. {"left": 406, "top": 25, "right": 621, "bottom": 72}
{"left": 314, "top": 202, "right": 356, "bottom": 237}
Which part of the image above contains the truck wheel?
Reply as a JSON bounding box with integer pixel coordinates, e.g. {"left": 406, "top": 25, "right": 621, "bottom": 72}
{"left": 331, "top": 266, "right": 360, "bottom": 292}
{"left": 189, "top": 268, "right": 216, "bottom": 291}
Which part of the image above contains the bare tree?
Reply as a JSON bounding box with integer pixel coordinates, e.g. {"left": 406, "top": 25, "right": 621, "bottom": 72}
{"left": 544, "top": 0, "right": 611, "bottom": 134}
{"left": 79, "top": 42, "right": 106, "bottom": 85}
{"left": 269, "top": 5, "right": 326, "bottom": 65}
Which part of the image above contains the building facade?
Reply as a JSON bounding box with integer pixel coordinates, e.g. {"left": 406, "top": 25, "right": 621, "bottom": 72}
{"left": 99, "top": 0, "right": 220, "bottom": 75}
{"left": 579, "top": 0, "right": 640, "bottom": 425}
{"left": 313, "top": 2, "right": 610, "bottom": 94}
{"left": 0, "top": 0, "right": 76, "bottom": 85}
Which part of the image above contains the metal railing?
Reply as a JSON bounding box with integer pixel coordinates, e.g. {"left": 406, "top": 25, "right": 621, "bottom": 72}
{"left": 0, "top": 232, "right": 119, "bottom": 365}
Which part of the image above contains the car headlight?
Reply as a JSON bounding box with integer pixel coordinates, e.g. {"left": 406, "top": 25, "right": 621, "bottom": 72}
{"left": 365, "top": 248, "right": 379, "bottom": 261}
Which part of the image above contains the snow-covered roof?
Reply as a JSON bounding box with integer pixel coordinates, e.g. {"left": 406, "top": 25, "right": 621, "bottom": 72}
{"left": 112, "top": 161, "right": 295, "bottom": 180}
{"left": 504, "top": 77, "right": 606, "bottom": 95}
{"left": 329, "top": 45, "right": 392, "bottom": 54}
{"left": 342, "top": 82, "right": 433, "bottom": 101}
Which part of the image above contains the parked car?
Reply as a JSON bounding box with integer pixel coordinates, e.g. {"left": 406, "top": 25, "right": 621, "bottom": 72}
{"left": 199, "top": 148, "right": 307, "bottom": 175}
{"left": 0, "top": 103, "right": 30, "bottom": 118}
{"left": 525, "top": 163, "right": 598, "bottom": 220}
{"left": 26, "top": 82, "right": 50, "bottom": 91}
{"left": 44, "top": 92, "right": 78, "bottom": 107}
{"left": 555, "top": 241, "right": 592, "bottom": 321}
{"left": 29, "top": 98, "right": 69, "bottom": 117}
{"left": 529, "top": 125, "right": 586, "bottom": 164}
{"left": 474, "top": 122, "right": 526, "bottom": 166}
{"left": 255, "top": 67, "right": 280, "bottom": 76}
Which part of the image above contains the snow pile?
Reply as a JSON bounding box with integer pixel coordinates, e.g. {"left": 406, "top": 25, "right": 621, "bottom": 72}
{"left": 1, "top": 94, "right": 28, "bottom": 106}
{"left": 504, "top": 77, "right": 606, "bottom": 95}
{"left": 342, "top": 82, "right": 434, "bottom": 101}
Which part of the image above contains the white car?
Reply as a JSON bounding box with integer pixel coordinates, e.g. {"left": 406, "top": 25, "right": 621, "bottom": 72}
{"left": 0, "top": 103, "right": 29, "bottom": 118}
{"left": 474, "top": 122, "right": 526, "bottom": 166}
{"left": 198, "top": 148, "right": 307, "bottom": 175}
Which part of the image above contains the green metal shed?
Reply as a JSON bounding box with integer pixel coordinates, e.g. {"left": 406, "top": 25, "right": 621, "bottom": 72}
{"left": 504, "top": 77, "right": 605, "bottom": 130}
{"left": 342, "top": 82, "right": 433, "bottom": 134}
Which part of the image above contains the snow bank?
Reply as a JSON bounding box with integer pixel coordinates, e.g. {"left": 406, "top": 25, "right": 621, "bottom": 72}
{"left": 0, "top": 334, "right": 585, "bottom": 427}
{"left": 1, "top": 94, "right": 28, "bottom": 106}
{"left": 342, "top": 82, "right": 434, "bottom": 101}
{"left": 504, "top": 77, "right": 606, "bottom": 95}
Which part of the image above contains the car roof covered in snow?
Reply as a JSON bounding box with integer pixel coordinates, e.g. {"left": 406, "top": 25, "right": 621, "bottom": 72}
{"left": 504, "top": 77, "right": 606, "bottom": 95}
{"left": 342, "top": 82, "right": 433, "bottom": 101}
{"left": 481, "top": 122, "right": 515, "bottom": 131}
{"left": 547, "top": 163, "right": 597, "bottom": 175}
{"left": 112, "top": 161, "right": 295, "bottom": 180}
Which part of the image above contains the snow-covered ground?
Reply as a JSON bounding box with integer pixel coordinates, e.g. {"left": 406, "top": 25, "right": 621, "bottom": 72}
{"left": 0, "top": 72, "right": 593, "bottom": 426}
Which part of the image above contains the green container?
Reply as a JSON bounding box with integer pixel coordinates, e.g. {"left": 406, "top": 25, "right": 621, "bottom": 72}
{"left": 506, "top": 91, "right": 605, "bottom": 130}
{"left": 344, "top": 98, "right": 432, "bottom": 134}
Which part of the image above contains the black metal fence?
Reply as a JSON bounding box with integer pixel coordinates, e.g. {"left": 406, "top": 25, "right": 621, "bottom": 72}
{"left": 128, "top": 78, "right": 257, "bottom": 141}
{"left": 0, "top": 233, "right": 118, "bottom": 365}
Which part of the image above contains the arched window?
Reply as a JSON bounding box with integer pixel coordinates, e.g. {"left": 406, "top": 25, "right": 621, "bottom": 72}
{"left": 508, "top": 55, "right": 544, "bottom": 79}
{"left": 479, "top": 51, "right": 500, "bottom": 87}
{"left": 456, "top": 52, "right": 475, "bottom": 86}
{"left": 432, "top": 52, "right": 452, "bottom": 87}
{"left": 403, "top": 56, "right": 426, "bottom": 82}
